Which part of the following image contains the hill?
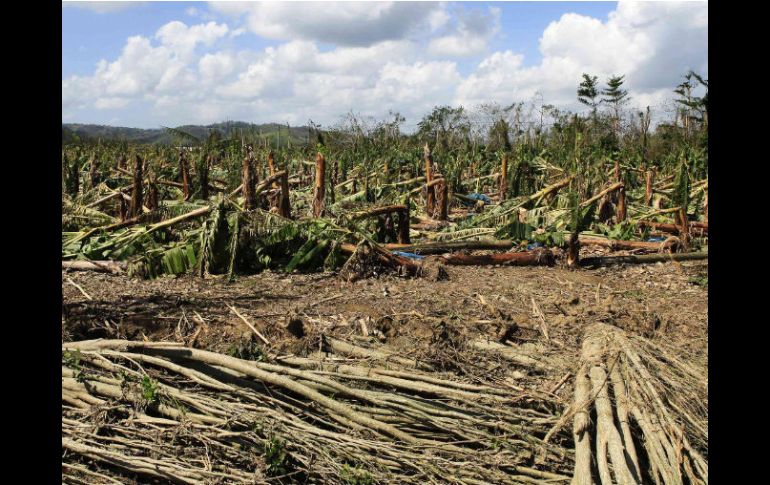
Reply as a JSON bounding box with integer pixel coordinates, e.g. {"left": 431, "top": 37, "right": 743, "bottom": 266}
{"left": 62, "top": 121, "right": 312, "bottom": 146}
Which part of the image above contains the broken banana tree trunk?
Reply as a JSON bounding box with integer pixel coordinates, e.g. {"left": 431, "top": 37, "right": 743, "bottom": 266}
{"left": 638, "top": 220, "right": 707, "bottom": 237}
{"left": 278, "top": 171, "right": 292, "bottom": 219}
{"left": 570, "top": 323, "right": 708, "bottom": 485}
{"left": 351, "top": 204, "right": 411, "bottom": 244}
{"left": 576, "top": 235, "right": 680, "bottom": 253}
{"left": 616, "top": 185, "right": 627, "bottom": 222}
{"left": 436, "top": 179, "right": 449, "bottom": 221}
{"left": 440, "top": 248, "right": 554, "bottom": 266}
{"left": 179, "top": 152, "right": 191, "bottom": 201}
{"left": 199, "top": 154, "right": 211, "bottom": 200}
{"left": 579, "top": 251, "right": 707, "bottom": 268}
{"left": 146, "top": 169, "right": 159, "bottom": 211}
{"left": 581, "top": 182, "right": 624, "bottom": 208}
{"left": 499, "top": 154, "right": 508, "bottom": 201}
{"left": 645, "top": 170, "right": 654, "bottom": 206}
{"left": 424, "top": 144, "right": 435, "bottom": 216}
{"left": 62, "top": 260, "right": 127, "bottom": 274}
{"left": 313, "top": 152, "right": 326, "bottom": 217}
{"left": 129, "top": 154, "right": 143, "bottom": 219}
{"left": 242, "top": 147, "right": 257, "bottom": 210}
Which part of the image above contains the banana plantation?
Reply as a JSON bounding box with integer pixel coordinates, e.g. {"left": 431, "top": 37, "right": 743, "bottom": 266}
{"left": 62, "top": 73, "right": 708, "bottom": 485}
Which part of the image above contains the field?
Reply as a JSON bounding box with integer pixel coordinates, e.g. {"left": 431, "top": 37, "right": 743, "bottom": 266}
{"left": 61, "top": 97, "right": 708, "bottom": 484}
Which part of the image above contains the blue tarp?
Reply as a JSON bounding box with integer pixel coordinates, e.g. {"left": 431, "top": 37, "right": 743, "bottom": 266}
{"left": 392, "top": 251, "right": 425, "bottom": 260}
{"left": 461, "top": 193, "right": 492, "bottom": 206}
{"left": 647, "top": 236, "right": 666, "bottom": 242}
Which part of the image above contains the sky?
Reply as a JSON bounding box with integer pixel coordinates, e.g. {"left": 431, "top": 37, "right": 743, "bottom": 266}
{"left": 62, "top": 1, "right": 708, "bottom": 129}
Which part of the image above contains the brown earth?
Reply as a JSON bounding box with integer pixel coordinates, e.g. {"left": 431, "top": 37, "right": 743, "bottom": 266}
{"left": 62, "top": 255, "right": 708, "bottom": 368}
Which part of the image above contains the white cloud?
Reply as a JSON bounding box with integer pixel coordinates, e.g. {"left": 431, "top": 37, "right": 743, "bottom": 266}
{"left": 94, "top": 97, "right": 130, "bottom": 110}
{"left": 209, "top": 1, "right": 442, "bottom": 46}
{"left": 455, "top": 1, "right": 708, "bottom": 114}
{"left": 63, "top": 1, "right": 707, "bottom": 128}
{"left": 428, "top": 6, "right": 501, "bottom": 57}
{"left": 155, "top": 21, "right": 229, "bottom": 59}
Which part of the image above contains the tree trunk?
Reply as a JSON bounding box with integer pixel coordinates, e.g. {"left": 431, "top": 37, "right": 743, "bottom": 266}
{"left": 436, "top": 179, "right": 448, "bottom": 221}
{"left": 146, "top": 169, "right": 159, "bottom": 211}
{"left": 440, "top": 249, "right": 554, "bottom": 266}
{"left": 278, "top": 172, "right": 292, "bottom": 219}
{"left": 179, "top": 152, "right": 191, "bottom": 201}
{"left": 313, "top": 152, "right": 326, "bottom": 217}
{"left": 129, "top": 155, "right": 144, "bottom": 218}
{"left": 424, "top": 144, "right": 435, "bottom": 216}
{"left": 199, "top": 154, "right": 211, "bottom": 200}
{"left": 397, "top": 205, "right": 410, "bottom": 244}
{"left": 645, "top": 170, "right": 654, "bottom": 206}
{"left": 499, "top": 154, "right": 508, "bottom": 201}
{"left": 242, "top": 149, "right": 257, "bottom": 210}
{"left": 579, "top": 251, "right": 707, "bottom": 268}
{"left": 616, "top": 185, "right": 626, "bottom": 222}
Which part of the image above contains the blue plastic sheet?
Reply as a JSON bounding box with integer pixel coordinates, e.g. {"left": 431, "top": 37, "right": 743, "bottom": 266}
{"left": 461, "top": 193, "right": 492, "bottom": 206}
{"left": 392, "top": 251, "right": 425, "bottom": 260}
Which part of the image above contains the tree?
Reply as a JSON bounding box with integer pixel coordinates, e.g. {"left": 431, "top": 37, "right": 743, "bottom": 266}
{"left": 674, "top": 71, "right": 708, "bottom": 138}
{"left": 417, "top": 106, "right": 470, "bottom": 153}
{"left": 577, "top": 74, "right": 601, "bottom": 115}
{"left": 602, "top": 75, "right": 630, "bottom": 134}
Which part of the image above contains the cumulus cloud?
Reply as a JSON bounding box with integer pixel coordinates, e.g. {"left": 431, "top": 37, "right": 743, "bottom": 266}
{"left": 94, "top": 97, "right": 130, "bottom": 110}
{"left": 455, "top": 1, "right": 708, "bottom": 114}
{"left": 62, "top": 1, "right": 707, "bottom": 127}
{"left": 428, "top": 6, "right": 501, "bottom": 57}
{"left": 209, "top": 1, "right": 442, "bottom": 46}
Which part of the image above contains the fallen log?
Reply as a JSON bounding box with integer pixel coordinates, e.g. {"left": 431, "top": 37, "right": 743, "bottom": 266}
{"left": 576, "top": 236, "right": 678, "bottom": 252}
{"left": 638, "top": 220, "right": 707, "bottom": 236}
{"left": 579, "top": 251, "right": 707, "bottom": 268}
{"left": 62, "top": 260, "right": 127, "bottom": 274}
{"left": 378, "top": 240, "right": 515, "bottom": 254}
{"left": 440, "top": 248, "right": 554, "bottom": 266}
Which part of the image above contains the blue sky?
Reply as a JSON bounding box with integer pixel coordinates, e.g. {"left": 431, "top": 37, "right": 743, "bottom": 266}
{"left": 62, "top": 1, "right": 707, "bottom": 128}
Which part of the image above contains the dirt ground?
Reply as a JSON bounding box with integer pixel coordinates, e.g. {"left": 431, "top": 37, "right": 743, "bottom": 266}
{"left": 62, "top": 255, "right": 708, "bottom": 365}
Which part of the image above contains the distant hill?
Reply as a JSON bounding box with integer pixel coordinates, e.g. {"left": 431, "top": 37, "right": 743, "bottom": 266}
{"left": 62, "top": 122, "right": 313, "bottom": 146}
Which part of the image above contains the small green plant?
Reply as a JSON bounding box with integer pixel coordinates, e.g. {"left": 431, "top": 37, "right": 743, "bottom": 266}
{"left": 63, "top": 349, "right": 88, "bottom": 382}
{"left": 140, "top": 375, "right": 159, "bottom": 404}
{"left": 624, "top": 289, "right": 644, "bottom": 301}
{"left": 226, "top": 339, "right": 266, "bottom": 361}
{"left": 263, "top": 435, "right": 288, "bottom": 477}
{"left": 688, "top": 276, "right": 708, "bottom": 287}
{"left": 340, "top": 463, "right": 374, "bottom": 485}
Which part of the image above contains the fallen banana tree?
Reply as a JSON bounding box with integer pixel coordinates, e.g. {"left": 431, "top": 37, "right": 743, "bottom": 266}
{"left": 439, "top": 248, "right": 555, "bottom": 267}
{"left": 568, "top": 323, "right": 707, "bottom": 485}
{"left": 62, "top": 339, "right": 574, "bottom": 484}
{"left": 579, "top": 251, "right": 707, "bottom": 268}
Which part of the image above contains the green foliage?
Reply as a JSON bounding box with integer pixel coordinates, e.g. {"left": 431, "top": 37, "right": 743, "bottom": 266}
{"left": 494, "top": 220, "right": 534, "bottom": 241}
{"left": 602, "top": 75, "right": 630, "bottom": 108}
{"left": 604, "top": 221, "right": 637, "bottom": 241}
{"left": 63, "top": 349, "right": 89, "bottom": 383}
{"left": 577, "top": 73, "right": 600, "bottom": 111}
{"left": 340, "top": 464, "right": 374, "bottom": 485}
{"left": 688, "top": 276, "right": 708, "bottom": 287}
{"left": 140, "top": 375, "right": 159, "bottom": 404}
{"left": 263, "top": 436, "right": 289, "bottom": 477}
{"left": 226, "top": 340, "right": 266, "bottom": 361}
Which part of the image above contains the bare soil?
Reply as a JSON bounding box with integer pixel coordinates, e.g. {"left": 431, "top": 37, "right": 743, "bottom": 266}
{"left": 62, "top": 255, "right": 708, "bottom": 364}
